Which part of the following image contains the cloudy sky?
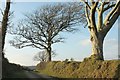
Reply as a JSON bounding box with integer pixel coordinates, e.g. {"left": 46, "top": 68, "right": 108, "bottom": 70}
{"left": 1, "top": 1, "right": 119, "bottom": 66}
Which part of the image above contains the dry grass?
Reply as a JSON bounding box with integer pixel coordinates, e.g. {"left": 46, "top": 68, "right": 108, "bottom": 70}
{"left": 36, "top": 59, "right": 120, "bottom": 78}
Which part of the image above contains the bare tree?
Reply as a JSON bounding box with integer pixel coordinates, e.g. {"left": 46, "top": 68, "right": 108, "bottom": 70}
{"left": 1, "top": 0, "right": 11, "bottom": 58}
{"left": 81, "top": 0, "right": 120, "bottom": 60}
{"left": 9, "top": 3, "right": 85, "bottom": 61}
{"left": 33, "top": 50, "right": 56, "bottom": 62}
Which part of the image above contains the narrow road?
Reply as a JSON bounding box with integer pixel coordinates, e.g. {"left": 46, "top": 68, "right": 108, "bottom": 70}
{"left": 24, "top": 71, "right": 58, "bottom": 80}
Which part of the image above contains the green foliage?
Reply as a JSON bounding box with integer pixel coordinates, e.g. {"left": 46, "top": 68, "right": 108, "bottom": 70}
{"left": 36, "top": 60, "right": 120, "bottom": 78}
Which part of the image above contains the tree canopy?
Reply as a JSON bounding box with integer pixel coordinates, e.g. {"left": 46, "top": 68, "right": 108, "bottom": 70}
{"left": 9, "top": 3, "right": 86, "bottom": 61}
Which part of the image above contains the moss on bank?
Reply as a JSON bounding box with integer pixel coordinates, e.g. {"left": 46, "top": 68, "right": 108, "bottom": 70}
{"left": 36, "top": 59, "right": 120, "bottom": 78}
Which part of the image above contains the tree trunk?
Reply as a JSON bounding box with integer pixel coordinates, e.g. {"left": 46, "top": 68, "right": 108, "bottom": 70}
{"left": 84, "top": 1, "right": 120, "bottom": 61}
{"left": 46, "top": 46, "right": 52, "bottom": 61}
{"left": 90, "top": 34, "right": 104, "bottom": 60}
{"left": 2, "top": 0, "right": 11, "bottom": 58}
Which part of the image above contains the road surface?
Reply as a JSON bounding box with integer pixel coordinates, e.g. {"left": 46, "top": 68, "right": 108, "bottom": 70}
{"left": 24, "top": 71, "right": 58, "bottom": 80}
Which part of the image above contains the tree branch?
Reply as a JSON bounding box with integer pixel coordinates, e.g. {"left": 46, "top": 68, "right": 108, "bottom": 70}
{"left": 32, "top": 44, "right": 45, "bottom": 49}
{"left": 89, "top": 2, "right": 98, "bottom": 34}
{"left": 104, "top": 1, "right": 120, "bottom": 24}
{"left": 52, "top": 37, "right": 64, "bottom": 44}
{"left": 102, "top": 2, "right": 120, "bottom": 37}
{"left": 97, "top": 2, "right": 105, "bottom": 31}
{"left": 103, "top": 4, "right": 116, "bottom": 12}
{"left": 90, "top": 0, "right": 95, "bottom": 5}
{"left": 81, "top": 0, "right": 91, "bottom": 10}
{"left": 29, "top": 38, "right": 47, "bottom": 49}
{"left": 85, "top": 5, "right": 91, "bottom": 27}
{"left": 97, "top": 1, "right": 110, "bottom": 31}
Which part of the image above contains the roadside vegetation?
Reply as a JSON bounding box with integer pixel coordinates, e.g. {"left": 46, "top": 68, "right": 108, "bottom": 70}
{"left": 36, "top": 59, "right": 120, "bottom": 78}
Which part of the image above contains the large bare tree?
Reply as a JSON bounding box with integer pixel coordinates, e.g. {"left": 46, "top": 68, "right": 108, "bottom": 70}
{"left": 10, "top": 3, "right": 85, "bottom": 61}
{"left": 82, "top": 0, "right": 120, "bottom": 60}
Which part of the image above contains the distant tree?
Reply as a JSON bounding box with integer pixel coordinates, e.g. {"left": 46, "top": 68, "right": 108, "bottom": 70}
{"left": 64, "top": 59, "right": 69, "bottom": 62}
{"left": 81, "top": 0, "right": 120, "bottom": 60}
{"left": 9, "top": 3, "right": 85, "bottom": 61}
{"left": 70, "top": 58, "right": 74, "bottom": 61}
{"left": 33, "top": 50, "right": 56, "bottom": 62}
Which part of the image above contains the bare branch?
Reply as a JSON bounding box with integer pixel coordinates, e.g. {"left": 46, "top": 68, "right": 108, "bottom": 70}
{"left": 90, "top": 0, "right": 95, "bottom": 5}
{"left": 103, "top": 5, "right": 119, "bottom": 36}
{"left": 81, "top": 0, "right": 91, "bottom": 10}
{"left": 52, "top": 37, "right": 64, "bottom": 44}
{"left": 85, "top": 2, "right": 91, "bottom": 10}
{"left": 89, "top": 2, "right": 98, "bottom": 34}
{"left": 103, "top": 4, "right": 116, "bottom": 12}
{"left": 104, "top": 1, "right": 120, "bottom": 24}
{"left": 85, "top": 5, "right": 91, "bottom": 27}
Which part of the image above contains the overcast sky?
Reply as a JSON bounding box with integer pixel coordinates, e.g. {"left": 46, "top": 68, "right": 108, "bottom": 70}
{"left": 1, "top": 1, "right": 119, "bottom": 66}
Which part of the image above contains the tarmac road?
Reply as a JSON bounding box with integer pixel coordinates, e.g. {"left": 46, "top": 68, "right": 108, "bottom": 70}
{"left": 24, "top": 71, "right": 58, "bottom": 80}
